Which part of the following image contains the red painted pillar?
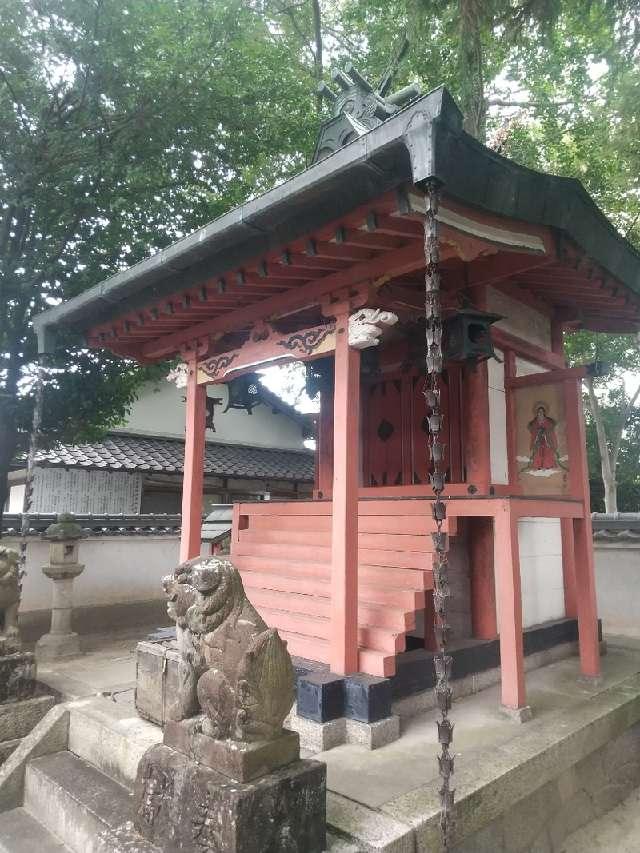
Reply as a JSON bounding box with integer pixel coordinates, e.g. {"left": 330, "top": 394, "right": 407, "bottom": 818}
{"left": 560, "top": 518, "right": 578, "bottom": 618}
{"left": 494, "top": 504, "right": 527, "bottom": 710}
{"left": 330, "top": 311, "right": 360, "bottom": 675}
{"left": 470, "top": 517, "right": 498, "bottom": 639}
{"left": 180, "top": 359, "right": 206, "bottom": 562}
{"left": 564, "top": 378, "right": 600, "bottom": 678}
{"left": 464, "top": 352, "right": 496, "bottom": 641}
{"left": 573, "top": 515, "right": 600, "bottom": 677}
{"left": 463, "top": 360, "right": 491, "bottom": 491}
{"left": 316, "top": 385, "right": 334, "bottom": 498}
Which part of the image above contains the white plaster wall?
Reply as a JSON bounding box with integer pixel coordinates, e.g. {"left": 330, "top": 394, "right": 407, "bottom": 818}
{"left": 487, "top": 287, "right": 552, "bottom": 350}
{"left": 518, "top": 518, "right": 565, "bottom": 627}
{"left": 6, "top": 535, "right": 181, "bottom": 613}
{"left": 488, "top": 350, "right": 509, "bottom": 484}
{"left": 119, "top": 380, "right": 304, "bottom": 450}
{"left": 594, "top": 543, "right": 640, "bottom": 638}
{"left": 494, "top": 517, "right": 565, "bottom": 630}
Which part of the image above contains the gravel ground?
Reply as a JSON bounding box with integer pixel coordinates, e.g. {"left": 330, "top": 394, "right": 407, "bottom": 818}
{"left": 561, "top": 786, "right": 640, "bottom": 852}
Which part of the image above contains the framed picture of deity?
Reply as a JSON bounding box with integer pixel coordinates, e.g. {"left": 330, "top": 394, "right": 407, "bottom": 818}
{"left": 513, "top": 381, "right": 570, "bottom": 496}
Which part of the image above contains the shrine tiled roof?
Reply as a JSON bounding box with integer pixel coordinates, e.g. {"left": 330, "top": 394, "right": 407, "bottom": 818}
{"left": 34, "top": 433, "right": 314, "bottom": 482}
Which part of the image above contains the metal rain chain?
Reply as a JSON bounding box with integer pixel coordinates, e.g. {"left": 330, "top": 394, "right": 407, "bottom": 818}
{"left": 423, "top": 179, "right": 455, "bottom": 850}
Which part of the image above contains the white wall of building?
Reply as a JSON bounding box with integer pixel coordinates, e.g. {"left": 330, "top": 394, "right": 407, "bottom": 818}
{"left": 119, "top": 380, "right": 305, "bottom": 450}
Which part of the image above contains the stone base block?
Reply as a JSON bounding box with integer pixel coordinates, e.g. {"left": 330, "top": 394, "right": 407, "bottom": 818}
{"left": 0, "top": 653, "right": 36, "bottom": 704}
{"left": 345, "top": 715, "right": 400, "bottom": 750}
{"left": 135, "top": 640, "right": 181, "bottom": 726}
{"left": 286, "top": 710, "right": 346, "bottom": 753}
{"left": 35, "top": 632, "right": 81, "bottom": 662}
{"left": 500, "top": 704, "right": 533, "bottom": 723}
{"left": 164, "top": 719, "right": 300, "bottom": 782}
{"left": 134, "top": 743, "right": 326, "bottom": 853}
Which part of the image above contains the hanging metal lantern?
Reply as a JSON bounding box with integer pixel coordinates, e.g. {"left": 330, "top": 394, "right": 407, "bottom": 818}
{"left": 305, "top": 357, "right": 334, "bottom": 399}
{"left": 443, "top": 308, "right": 502, "bottom": 363}
{"left": 224, "top": 372, "right": 262, "bottom": 414}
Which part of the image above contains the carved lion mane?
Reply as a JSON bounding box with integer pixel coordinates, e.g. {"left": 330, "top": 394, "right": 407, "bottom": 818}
{"left": 162, "top": 556, "right": 295, "bottom": 742}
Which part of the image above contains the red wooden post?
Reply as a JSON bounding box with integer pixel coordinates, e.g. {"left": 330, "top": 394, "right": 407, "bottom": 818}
{"left": 464, "top": 347, "right": 496, "bottom": 640}
{"left": 180, "top": 359, "right": 206, "bottom": 562}
{"left": 560, "top": 517, "right": 578, "bottom": 618}
{"left": 494, "top": 504, "right": 527, "bottom": 710}
{"left": 330, "top": 310, "right": 360, "bottom": 675}
{"left": 469, "top": 517, "right": 498, "bottom": 639}
{"left": 564, "top": 378, "right": 600, "bottom": 678}
{"left": 316, "top": 385, "right": 334, "bottom": 498}
{"left": 463, "top": 360, "right": 491, "bottom": 491}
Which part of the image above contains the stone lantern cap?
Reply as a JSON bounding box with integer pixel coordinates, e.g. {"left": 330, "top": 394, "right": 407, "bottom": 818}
{"left": 43, "top": 513, "right": 85, "bottom": 542}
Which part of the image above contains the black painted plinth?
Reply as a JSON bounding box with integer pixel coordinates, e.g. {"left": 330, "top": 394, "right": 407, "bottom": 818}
{"left": 0, "top": 652, "right": 36, "bottom": 704}
{"left": 344, "top": 674, "right": 392, "bottom": 723}
{"left": 296, "top": 672, "right": 344, "bottom": 722}
{"left": 134, "top": 743, "right": 326, "bottom": 853}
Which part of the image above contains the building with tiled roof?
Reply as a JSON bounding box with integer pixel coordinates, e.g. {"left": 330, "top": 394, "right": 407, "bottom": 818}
{"left": 7, "top": 376, "right": 314, "bottom": 515}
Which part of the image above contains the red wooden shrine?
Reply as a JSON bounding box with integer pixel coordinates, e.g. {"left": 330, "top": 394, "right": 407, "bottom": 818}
{"left": 35, "top": 85, "right": 640, "bottom": 715}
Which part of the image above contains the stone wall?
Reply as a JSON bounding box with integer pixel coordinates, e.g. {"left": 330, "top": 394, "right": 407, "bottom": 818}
{"left": 453, "top": 719, "right": 640, "bottom": 853}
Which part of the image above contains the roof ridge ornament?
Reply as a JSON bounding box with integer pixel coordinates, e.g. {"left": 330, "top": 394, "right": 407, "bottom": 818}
{"left": 312, "top": 52, "right": 420, "bottom": 164}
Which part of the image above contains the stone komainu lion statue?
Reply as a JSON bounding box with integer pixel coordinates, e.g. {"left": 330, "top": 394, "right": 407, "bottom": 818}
{"left": 0, "top": 547, "right": 20, "bottom": 651}
{"left": 162, "top": 555, "right": 295, "bottom": 742}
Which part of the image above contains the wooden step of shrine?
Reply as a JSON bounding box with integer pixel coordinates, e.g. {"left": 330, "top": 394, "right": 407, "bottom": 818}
{"left": 232, "top": 498, "right": 447, "bottom": 677}
{"left": 246, "top": 586, "right": 416, "bottom": 631}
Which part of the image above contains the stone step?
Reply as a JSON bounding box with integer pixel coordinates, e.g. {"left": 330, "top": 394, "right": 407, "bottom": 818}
{"left": 68, "top": 696, "right": 161, "bottom": 787}
{"left": 24, "top": 751, "right": 159, "bottom": 853}
{"left": 0, "top": 806, "right": 70, "bottom": 852}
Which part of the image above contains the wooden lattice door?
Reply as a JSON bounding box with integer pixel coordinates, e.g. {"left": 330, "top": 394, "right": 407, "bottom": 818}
{"left": 363, "top": 368, "right": 462, "bottom": 487}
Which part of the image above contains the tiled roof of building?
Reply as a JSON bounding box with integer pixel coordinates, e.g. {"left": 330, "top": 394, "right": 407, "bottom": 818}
{"left": 35, "top": 433, "right": 314, "bottom": 482}
{"left": 592, "top": 512, "right": 640, "bottom": 542}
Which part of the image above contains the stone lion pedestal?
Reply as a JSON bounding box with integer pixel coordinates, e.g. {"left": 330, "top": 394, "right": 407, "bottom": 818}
{"left": 0, "top": 547, "right": 36, "bottom": 705}
{"left": 0, "top": 547, "right": 57, "bottom": 765}
{"left": 133, "top": 555, "right": 326, "bottom": 853}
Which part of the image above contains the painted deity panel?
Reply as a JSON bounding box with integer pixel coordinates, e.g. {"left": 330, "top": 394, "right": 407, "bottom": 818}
{"left": 514, "top": 382, "right": 569, "bottom": 495}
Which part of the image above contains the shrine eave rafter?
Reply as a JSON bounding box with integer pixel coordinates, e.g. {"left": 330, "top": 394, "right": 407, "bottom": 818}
{"left": 33, "top": 84, "right": 640, "bottom": 356}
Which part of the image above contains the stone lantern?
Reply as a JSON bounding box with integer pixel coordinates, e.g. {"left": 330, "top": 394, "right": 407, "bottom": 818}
{"left": 35, "top": 513, "right": 85, "bottom": 662}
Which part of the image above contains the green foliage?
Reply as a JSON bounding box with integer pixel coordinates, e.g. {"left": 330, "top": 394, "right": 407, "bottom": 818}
{"left": 0, "top": 0, "right": 317, "bottom": 499}
{"left": 2, "top": 0, "right": 639, "bottom": 513}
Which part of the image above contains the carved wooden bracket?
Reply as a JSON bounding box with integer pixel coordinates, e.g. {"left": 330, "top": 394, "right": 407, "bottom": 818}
{"left": 197, "top": 321, "right": 337, "bottom": 384}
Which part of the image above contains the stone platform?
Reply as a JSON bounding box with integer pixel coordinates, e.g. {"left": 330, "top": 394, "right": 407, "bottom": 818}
{"left": 30, "top": 629, "right": 640, "bottom": 852}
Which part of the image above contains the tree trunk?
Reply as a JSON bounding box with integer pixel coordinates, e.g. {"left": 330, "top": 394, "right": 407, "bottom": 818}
{"left": 0, "top": 379, "right": 19, "bottom": 539}
{"left": 603, "top": 477, "right": 618, "bottom": 514}
{"left": 311, "top": 0, "right": 323, "bottom": 115}
{"left": 458, "top": 0, "right": 487, "bottom": 140}
{"left": 585, "top": 375, "right": 618, "bottom": 514}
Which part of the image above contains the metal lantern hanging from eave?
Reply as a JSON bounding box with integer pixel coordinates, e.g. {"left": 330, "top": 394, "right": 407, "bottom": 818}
{"left": 224, "top": 372, "right": 262, "bottom": 415}
{"left": 443, "top": 308, "right": 502, "bottom": 363}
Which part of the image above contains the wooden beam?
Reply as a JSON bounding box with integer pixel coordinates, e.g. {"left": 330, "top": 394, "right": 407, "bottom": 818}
{"left": 504, "top": 366, "right": 587, "bottom": 390}
{"left": 466, "top": 253, "right": 555, "bottom": 289}
{"left": 492, "top": 328, "right": 565, "bottom": 370}
{"left": 197, "top": 320, "right": 337, "bottom": 384}
{"left": 141, "top": 240, "right": 426, "bottom": 359}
